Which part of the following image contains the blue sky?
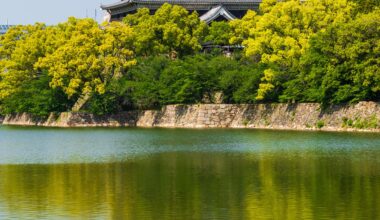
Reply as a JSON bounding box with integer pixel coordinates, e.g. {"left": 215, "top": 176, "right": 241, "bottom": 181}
{"left": 0, "top": 0, "right": 117, "bottom": 25}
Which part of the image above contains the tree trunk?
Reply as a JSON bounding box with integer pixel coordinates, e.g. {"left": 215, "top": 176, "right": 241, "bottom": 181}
{"left": 71, "top": 93, "right": 91, "bottom": 112}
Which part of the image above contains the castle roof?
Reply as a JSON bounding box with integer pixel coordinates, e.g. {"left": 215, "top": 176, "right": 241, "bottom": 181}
{"left": 200, "top": 5, "right": 236, "bottom": 24}
{"left": 101, "top": 0, "right": 261, "bottom": 10}
{"left": 101, "top": 0, "right": 261, "bottom": 22}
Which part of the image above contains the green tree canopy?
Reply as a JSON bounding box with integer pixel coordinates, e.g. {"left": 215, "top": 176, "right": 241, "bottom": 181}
{"left": 350, "top": 0, "right": 380, "bottom": 13}
{"left": 204, "top": 21, "right": 233, "bottom": 45}
{"left": 35, "top": 18, "right": 136, "bottom": 98}
{"left": 1, "top": 2, "right": 378, "bottom": 116}
{"left": 238, "top": 0, "right": 354, "bottom": 101}
{"left": 123, "top": 3, "right": 207, "bottom": 57}
{"left": 0, "top": 24, "right": 57, "bottom": 100}
{"left": 282, "top": 9, "right": 380, "bottom": 104}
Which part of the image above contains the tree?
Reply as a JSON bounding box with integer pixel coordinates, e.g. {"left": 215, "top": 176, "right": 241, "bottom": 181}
{"left": 0, "top": 23, "right": 57, "bottom": 100}
{"left": 229, "top": 10, "right": 257, "bottom": 45}
{"left": 122, "top": 56, "right": 170, "bottom": 109}
{"left": 35, "top": 18, "right": 136, "bottom": 101}
{"left": 350, "top": 0, "right": 380, "bottom": 13}
{"left": 1, "top": 74, "right": 72, "bottom": 117}
{"left": 204, "top": 21, "right": 233, "bottom": 45}
{"left": 238, "top": 0, "right": 354, "bottom": 101}
{"left": 123, "top": 3, "right": 207, "bottom": 57}
{"left": 158, "top": 55, "right": 219, "bottom": 104}
{"left": 282, "top": 9, "right": 380, "bottom": 104}
{"left": 218, "top": 61, "right": 263, "bottom": 104}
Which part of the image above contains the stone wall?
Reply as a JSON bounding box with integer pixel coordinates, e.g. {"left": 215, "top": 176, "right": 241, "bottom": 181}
{"left": 2, "top": 102, "right": 380, "bottom": 132}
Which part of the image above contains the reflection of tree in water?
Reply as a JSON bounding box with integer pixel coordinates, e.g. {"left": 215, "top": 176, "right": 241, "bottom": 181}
{"left": 0, "top": 151, "right": 379, "bottom": 219}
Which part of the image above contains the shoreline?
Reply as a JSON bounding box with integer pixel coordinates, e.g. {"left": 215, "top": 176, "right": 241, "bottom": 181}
{"left": 1, "top": 125, "right": 379, "bottom": 134}
{"left": 2, "top": 102, "right": 380, "bottom": 133}
{"left": 1, "top": 123, "right": 379, "bottom": 134}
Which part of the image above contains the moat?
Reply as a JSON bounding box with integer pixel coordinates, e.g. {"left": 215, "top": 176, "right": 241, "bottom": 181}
{"left": 0, "top": 126, "right": 379, "bottom": 219}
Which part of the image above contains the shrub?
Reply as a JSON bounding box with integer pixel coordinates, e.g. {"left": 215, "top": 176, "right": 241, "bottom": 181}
{"left": 316, "top": 120, "right": 325, "bottom": 129}
{"left": 0, "top": 75, "right": 72, "bottom": 117}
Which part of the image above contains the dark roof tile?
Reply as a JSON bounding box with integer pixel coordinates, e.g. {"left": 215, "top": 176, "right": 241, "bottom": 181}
{"left": 101, "top": 0, "right": 262, "bottom": 10}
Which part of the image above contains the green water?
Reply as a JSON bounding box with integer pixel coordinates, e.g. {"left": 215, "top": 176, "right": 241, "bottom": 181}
{"left": 0, "top": 126, "right": 379, "bottom": 219}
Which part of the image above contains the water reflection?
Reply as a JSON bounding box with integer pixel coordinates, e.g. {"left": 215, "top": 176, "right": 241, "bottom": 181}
{"left": 0, "top": 151, "right": 379, "bottom": 219}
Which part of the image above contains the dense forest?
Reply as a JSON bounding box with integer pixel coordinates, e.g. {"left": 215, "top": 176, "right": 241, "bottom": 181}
{"left": 0, "top": 0, "right": 379, "bottom": 116}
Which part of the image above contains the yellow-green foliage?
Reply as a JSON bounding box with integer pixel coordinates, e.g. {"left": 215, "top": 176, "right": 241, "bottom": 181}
{"left": 123, "top": 3, "right": 207, "bottom": 56}
{"left": 0, "top": 17, "right": 136, "bottom": 101}
{"left": 239, "top": 0, "right": 354, "bottom": 100}
{"left": 316, "top": 120, "right": 325, "bottom": 129}
{"left": 204, "top": 21, "right": 233, "bottom": 45}
{"left": 229, "top": 10, "right": 257, "bottom": 45}
{"left": 35, "top": 18, "right": 136, "bottom": 98}
{"left": 342, "top": 115, "right": 378, "bottom": 129}
{"left": 0, "top": 2, "right": 378, "bottom": 116}
{"left": 0, "top": 24, "right": 56, "bottom": 99}
{"left": 282, "top": 8, "right": 380, "bottom": 104}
